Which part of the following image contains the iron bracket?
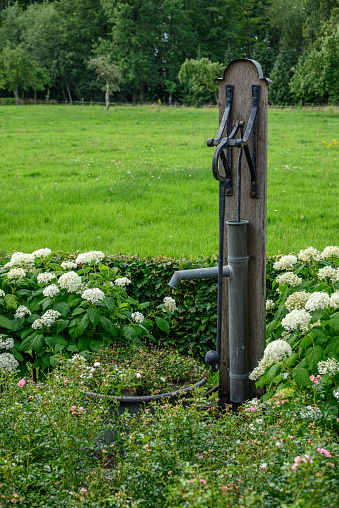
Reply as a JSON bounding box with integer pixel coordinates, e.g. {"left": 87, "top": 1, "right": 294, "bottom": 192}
{"left": 208, "top": 84, "right": 260, "bottom": 198}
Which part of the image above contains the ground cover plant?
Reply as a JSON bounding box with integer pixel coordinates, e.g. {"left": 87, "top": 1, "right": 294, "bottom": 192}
{"left": 0, "top": 105, "right": 338, "bottom": 257}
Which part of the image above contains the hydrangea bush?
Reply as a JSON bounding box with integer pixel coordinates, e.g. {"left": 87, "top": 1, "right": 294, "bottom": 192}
{"left": 258, "top": 246, "right": 339, "bottom": 425}
{"left": 0, "top": 249, "right": 176, "bottom": 378}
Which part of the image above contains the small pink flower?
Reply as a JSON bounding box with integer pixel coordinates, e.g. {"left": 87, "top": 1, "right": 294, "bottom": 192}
{"left": 249, "top": 406, "right": 256, "bottom": 412}
{"left": 71, "top": 406, "right": 77, "bottom": 411}
{"left": 200, "top": 479, "right": 207, "bottom": 486}
{"left": 317, "top": 448, "right": 332, "bottom": 458}
{"left": 64, "top": 378, "right": 69, "bottom": 387}
{"left": 17, "top": 379, "right": 26, "bottom": 387}
{"left": 161, "top": 404, "right": 169, "bottom": 409}
{"left": 310, "top": 375, "right": 322, "bottom": 385}
{"left": 78, "top": 406, "right": 85, "bottom": 413}
{"left": 291, "top": 463, "right": 298, "bottom": 470}
{"left": 289, "top": 435, "right": 295, "bottom": 439}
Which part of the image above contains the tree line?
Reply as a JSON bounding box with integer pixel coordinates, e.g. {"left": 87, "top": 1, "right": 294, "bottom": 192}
{"left": 0, "top": 0, "right": 338, "bottom": 106}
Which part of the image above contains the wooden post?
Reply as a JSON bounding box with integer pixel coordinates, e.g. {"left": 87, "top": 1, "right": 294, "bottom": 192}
{"left": 216, "top": 59, "right": 270, "bottom": 405}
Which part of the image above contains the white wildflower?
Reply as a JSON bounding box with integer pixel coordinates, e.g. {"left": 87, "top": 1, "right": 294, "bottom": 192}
{"left": 299, "top": 405, "right": 322, "bottom": 421}
{"left": 32, "top": 309, "right": 61, "bottom": 329}
{"left": 160, "top": 377, "right": 166, "bottom": 382}
{"left": 7, "top": 268, "right": 26, "bottom": 280}
{"left": 114, "top": 277, "right": 131, "bottom": 287}
{"left": 273, "top": 255, "right": 298, "bottom": 270}
{"left": 0, "top": 290, "right": 5, "bottom": 297}
{"left": 276, "top": 272, "right": 302, "bottom": 286}
{"left": 321, "top": 246, "right": 339, "bottom": 259}
{"left": 60, "top": 261, "right": 77, "bottom": 270}
{"left": 32, "top": 248, "right": 52, "bottom": 258}
{"left": 332, "top": 388, "right": 339, "bottom": 400}
{"left": 75, "top": 251, "right": 105, "bottom": 265}
{"left": 317, "top": 358, "right": 339, "bottom": 376}
{"left": 93, "top": 362, "right": 101, "bottom": 368}
{"left": 329, "top": 291, "right": 339, "bottom": 309}
{"left": 260, "top": 462, "right": 268, "bottom": 469}
{"left": 0, "top": 335, "right": 14, "bottom": 349}
{"left": 281, "top": 309, "right": 312, "bottom": 332}
{"left": 14, "top": 306, "right": 31, "bottom": 319}
{"left": 305, "top": 292, "right": 330, "bottom": 311}
{"left": 37, "top": 272, "right": 56, "bottom": 284}
{"left": 131, "top": 311, "right": 144, "bottom": 323}
{"left": 81, "top": 288, "right": 105, "bottom": 304}
{"left": 249, "top": 340, "right": 292, "bottom": 381}
{"left": 317, "top": 266, "right": 338, "bottom": 282}
{"left": 266, "top": 299, "right": 275, "bottom": 311}
{"left": 0, "top": 352, "right": 19, "bottom": 372}
{"left": 58, "top": 271, "right": 82, "bottom": 292}
{"left": 282, "top": 372, "right": 289, "bottom": 379}
{"left": 135, "top": 372, "right": 142, "bottom": 379}
{"left": 43, "top": 284, "right": 60, "bottom": 298}
{"left": 285, "top": 291, "right": 310, "bottom": 311}
{"left": 298, "top": 247, "right": 321, "bottom": 262}
{"left": 163, "top": 296, "right": 177, "bottom": 312}
{"left": 68, "top": 354, "right": 86, "bottom": 363}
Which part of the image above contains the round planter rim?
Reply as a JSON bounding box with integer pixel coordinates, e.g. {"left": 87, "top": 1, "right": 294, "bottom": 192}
{"left": 83, "top": 377, "right": 208, "bottom": 404}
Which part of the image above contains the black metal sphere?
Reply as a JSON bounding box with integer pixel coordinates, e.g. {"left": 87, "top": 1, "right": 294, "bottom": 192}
{"left": 204, "top": 350, "right": 220, "bottom": 367}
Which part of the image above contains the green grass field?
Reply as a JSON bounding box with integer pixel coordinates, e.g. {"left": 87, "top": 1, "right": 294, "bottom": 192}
{"left": 0, "top": 105, "right": 338, "bottom": 257}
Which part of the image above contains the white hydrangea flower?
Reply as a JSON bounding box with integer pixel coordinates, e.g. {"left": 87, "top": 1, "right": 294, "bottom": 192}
{"left": 81, "top": 288, "right": 105, "bottom": 304}
{"left": 4, "top": 252, "right": 35, "bottom": 269}
{"left": 298, "top": 247, "right": 321, "bottom": 262}
{"left": 14, "top": 305, "right": 31, "bottom": 319}
{"left": 305, "top": 292, "right": 330, "bottom": 311}
{"left": 75, "top": 251, "right": 105, "bottom": 265}
{"left": 332, "top": 388, "right": 339, "bottom": 400}
{"left": 32, "top": 309, "right": 61, "bottom": 329}
{"left": 273, "top": 255, "right": 298, "bottom": 271}
{"left": 281, "top": 309, "right": 312, "bottom": 332}
{"left": 43, "top": 284, "right": 60, "bottom": 298}
{"left": 266, "top": 299, "right": 275, "bottom": 311}
{"left": 276, "top": 272, "right": 302, "bottom": 287}
{"left": 0, "top": 335, "right": 14, "bottom": 349}
{"left": 329, "top": 291, "right": 339, "bottom": 309}
{"left": 0, "top": 352, "right": 19, "bottom": 372}
{"left": 299, "top": 405, "right": 322, "bottom": 421}
{"left": 60, "top": 261, "right": 77, "bottom": 270}
{"left": 58, "top": 271, "right": 82, "bottom": 292}
{"left": 282, "top": 372, "right": 289, "bottom": 379}
{"left": 321, "top": 246, "right": 339, "bottom": 259}
{"left": 114, "top": 277, "right": 132, "bottom": 287}
{"left": 249, "top": 339, "right": 292, "bottom": 381}
{"left": 285, "top": 291, "right": 310, "bottom": 311}
{"left": 76, "top": 283, "right": 89, "bottom": 295}
{"left": 37, "top": 272, "right": 56, "bottom": 284}
{"left": 0, "top": 290, "right": 5, "bottom": 297}
{"left": 317, "top": 266, "right": 338, "bottom": 282}
{"left": 131, "top": 311, "right": 144, "bottom": 323}
{"left": 32, "top": 248, "right": 52, "bottom": 258}
{"left": 317, "top": 358, "right": 339, "bottom": 376}
{"left": 7, "top": 268, "right": 26, "bottom": 280}
{"left": 163, "top": 296, "right": 177, "bottom": 312}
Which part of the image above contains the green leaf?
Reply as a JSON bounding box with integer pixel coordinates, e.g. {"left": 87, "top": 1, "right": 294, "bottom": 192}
{"left": 87, "top": 307, "right": 101, "bottom": 327}
{"left": 33, "top": 356, "right": 42, "bottom": 368}
{"left": 103, "top": 297, "right": 115, "bottom": 313}
{"left": 155, "top": 317, "right": 170, "bottom": 333}
{"left": 72, "top": 307, "right": 86, "bottom": 316}
{"left": 329, "top": 318, "right": 339, "bottom": 332}
{"left": 67, "top": 296, "right": 81, "bottom": 308}
{"left": 266, "top": 319, "right": 278, "bottom": 338}
{"left": 67, "top": 344, "right": 79, "bottom": 352}
{"left": 11, "top": 348, "right": 23, "bottom": 362}
{"left": 138, "top": 302, "right": 150, "bottom": 310}
{"left": 123, "top": 326, "right": 138, "bottom": 341}
{"left": 53, "top": 302, "right": 70, "bottom": 318}
{"left": 18, "top": 327, "right": 35, "bottom": 340}
{"left": 292, "top": 367, "right": 312, "bottom": 387}
{"left": 0, "top": 315, "right": 13, "bottom": 330}
{"left": 68, "top": 313, "right": 90, "bottom": 339}
{"left": 284, "top": 352, "right": 299, "bottom": 368}
{"left": 45, "top": 335, "right": 68, "bottom": 347}
{"left": 98, "top": 263, "right": 109, "bottom": 276}
{"left": 42, "top": 353, "right": 51, "bottom": 366}
{"left": 12, "top": 318, "right": 25, "bottom": 332}
{"left": 18, "top": 333, "right": 44, "bottom": 352}
{"left": 100, "top": 315, "right": 118, "bottom": 337}
{"left": 4, "top": 294, "right": 18, "bottom": 311}
{"left": 305, "top": 345, "right": 323, "bottom": 371}
{"left": 78, "top": 336, "right": 91, "bottom": 351}
{"left": 266, "top": 363, "right": 281, "bottom": 381}
{"left": 56, "top": 319, "right": 69, "bottom": 333}
{"left": 90, "top": 339, "right": 103, "bottom": 351}
{"left": 42, "top": 297, "right": 54, "bottom": 311}
{"left": 300, "top": 335, "right": 312, "bottom": 351}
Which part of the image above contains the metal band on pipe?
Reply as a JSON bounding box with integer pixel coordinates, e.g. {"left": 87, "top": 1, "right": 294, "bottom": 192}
{"left": 229, "top": 373, "right": 249, "bottom": 380}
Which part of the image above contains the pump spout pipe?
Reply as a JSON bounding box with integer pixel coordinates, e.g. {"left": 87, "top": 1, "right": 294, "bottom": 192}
{"left": 168, "top": 266, "right": 232, "bottom": 289}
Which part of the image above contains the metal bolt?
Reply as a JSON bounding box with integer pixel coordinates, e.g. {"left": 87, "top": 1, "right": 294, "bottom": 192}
{"left": 227, "top": 88, "right": 231, "bottom": 92}
{"left": 253, "top": 97, "right": 257, "bottom": 102}
{"left": 251, "top": 181, "right": 255, "bottom": 185}
{"left": 226, "top": 179, "right": 230, "bottom": 183}
{"left": 251, "top": 191, "right": 256, "bottom": 196}
{"left": 254, "top": 87, "right": 258, "bottom": 92}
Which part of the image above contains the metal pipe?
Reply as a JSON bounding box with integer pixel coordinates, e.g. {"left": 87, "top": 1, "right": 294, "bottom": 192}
{"left": 168, "top": 266, "right": 232, "bottom": 289}
{"left": 226, "top": 220, "right": 249, "bottom": 404}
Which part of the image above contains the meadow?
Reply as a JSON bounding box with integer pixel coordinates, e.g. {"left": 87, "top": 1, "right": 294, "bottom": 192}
{"left": 0, "top": 105, "right": 338, "bottom": 258}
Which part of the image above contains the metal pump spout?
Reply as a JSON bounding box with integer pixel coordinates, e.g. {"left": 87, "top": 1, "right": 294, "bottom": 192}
{"left": 168, "top": 266, "right": 232, "bottom": 289}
